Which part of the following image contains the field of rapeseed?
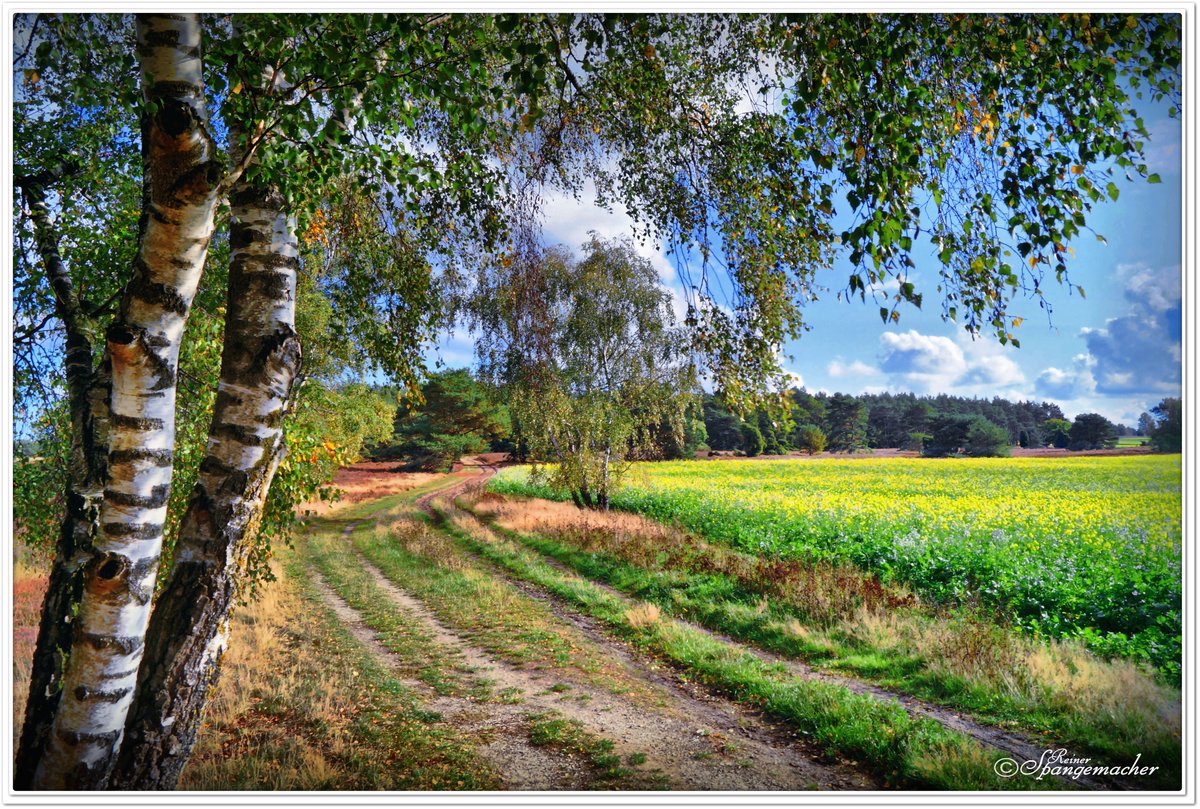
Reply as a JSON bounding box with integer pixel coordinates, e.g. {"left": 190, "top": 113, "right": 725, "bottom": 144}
{"left": 491, "top": 456, "right": 1182, "bottom": 675}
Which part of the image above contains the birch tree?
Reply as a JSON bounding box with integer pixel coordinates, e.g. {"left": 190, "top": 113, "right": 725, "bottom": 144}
{"left": 15, "top": 11, "right": 522, "bottom": 788}
{"left": 13, "top": 11, "right": 1179, "bottom": 790}
{"left": 475, "top": 235, "right": 697, "bottom": 509}
{"left": 26, "top": 16, "right": 222, "bottom": 788}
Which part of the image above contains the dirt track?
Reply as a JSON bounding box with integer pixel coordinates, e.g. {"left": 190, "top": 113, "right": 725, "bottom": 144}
{"left": 312, "top": 469, "right": 874, "bottom": 790}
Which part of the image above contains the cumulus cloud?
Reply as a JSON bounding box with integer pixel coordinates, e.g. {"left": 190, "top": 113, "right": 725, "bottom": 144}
{"left": 957, "top": 336, "right": 1027, "bottom": 388}
{"left": 1120, "top": 262, "right": 1182, "bottom": 313}
{"left": 1035, "top": 354, "right": 1097, "bottom": 400}
{"left": 1077, "top": 263, "right": 1182, "bottom": 395}
{"left": 877, "top": 330, "right": 967, "bottom": 392}
{"left": 827, "top": 358, "right": 880, "bottom": 379}
{"left": 541, "top": 179, "right": 690, "bottom": 320}
{"left": 872, "top": 329, "right": 1027, "bottom": 396}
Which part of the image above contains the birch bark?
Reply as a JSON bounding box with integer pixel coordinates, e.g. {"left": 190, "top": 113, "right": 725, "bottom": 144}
{"left": 104, "top": 30, "right": 303, "bottom": 783}
{"left": 13, "top": 172, "right": 111, "bottom": 790}
{"left": 30, "top": 13, "right": 221, "bottom": 789}
{"left": 111, "top": 150, "right": 301, "bottom": 792}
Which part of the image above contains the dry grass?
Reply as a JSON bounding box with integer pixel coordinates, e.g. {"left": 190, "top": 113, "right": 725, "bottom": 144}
{"left": 372, "top": 518, "right": 471, "bottom": 572}
{"left": 624, "top": 603, "right": 662, "bottom": 630}
{"left": 1023, "top": 643, "right": 1181, "bottom": 743}
{"left": 471, "top": 492, "right": 916, "bottom": 626}
{"left": 298, "top": 465, "right": 442, "bottom": 517}
{"left": 831, "top": 604, "right": 1180, "bottom": 753}
{"left": 181, "top": 562, "right": 364, "bottom": 789}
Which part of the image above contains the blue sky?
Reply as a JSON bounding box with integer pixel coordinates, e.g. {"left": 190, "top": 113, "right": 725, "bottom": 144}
{"left": 432, "top": 107, "right": 1183, "bottom": 428}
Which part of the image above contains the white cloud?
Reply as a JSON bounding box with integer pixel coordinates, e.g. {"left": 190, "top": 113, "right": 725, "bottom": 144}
{"left": 873, "top": 328, "right": 1027, "bottom": 396}
{"left": 877, "top": 330, "right": 967, "bottom": 393}
{"left": 957, "top": 334, "right": 1027, "bottom": 388}
{"left": 541, "top": 179, "right": 691, "bottom": 322}
{"left": 1035, "top": 354, "right": 1097, "bottom": 400}
{"left": 1075, "top": 263, "right": 1182, "bottom": 395}
{"left": 1118, "top": 262, "right": 1182, "bottom": 312}
{"left": 827, "top": 358, "right": 880, "bottom": 379}
{"left": 542, "top": 179, "right": 642, "bottom": 252}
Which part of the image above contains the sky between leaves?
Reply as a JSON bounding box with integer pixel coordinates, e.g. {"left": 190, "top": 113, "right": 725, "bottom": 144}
{"left": 433, "top": 98, "right": 1183, "bottom": 428}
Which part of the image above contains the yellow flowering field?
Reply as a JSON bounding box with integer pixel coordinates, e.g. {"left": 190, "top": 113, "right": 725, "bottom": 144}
{"left": 492, "top": 455, "right": 1182, "bottom": 674}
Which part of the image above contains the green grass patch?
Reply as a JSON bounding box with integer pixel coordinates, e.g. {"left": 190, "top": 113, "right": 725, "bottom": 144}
{"left": 302, "top": 520, "right": 484, "bottom": 698}
{"left": 526, "top": 710, "right": 662, "bottom": 787}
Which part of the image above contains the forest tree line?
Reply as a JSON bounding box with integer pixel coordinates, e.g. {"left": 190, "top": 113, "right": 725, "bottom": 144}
{"left": 374, "top": 369, "right": 1183, "bottom": 466}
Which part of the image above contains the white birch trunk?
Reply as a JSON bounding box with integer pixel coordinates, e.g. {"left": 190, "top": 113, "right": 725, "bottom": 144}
{"left": 109, "top": 46, "right": 302, "bottom": 789}
{"left": 32, "top": 13, "right": 220, "bottom": 790}
{"left": 13, "top": 169, "right": 111, "bottom": 788}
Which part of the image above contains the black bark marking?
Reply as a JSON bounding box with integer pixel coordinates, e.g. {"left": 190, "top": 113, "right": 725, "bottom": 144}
{"left": 213, "top": 387, "right": 242, "bottom": 408}
{"left": 212, "top": 422, "right": 272, "bottom": 447}
{"left": 199, "top": 456, "right": 250, "bottom": 493}
{"left": 81, "top": 633, "right": 144, "bottom": 656}
{"left": 57, "top": 728, "right": 122, "bottom": 747}
{"left": 227, "top": 262, "right": 295, "bottom": 300}
{"left": 143, "top": 346, "right": 178, "bottom": 393}
{"left": 102, "top": 522, "right": 163, "bottom": 540}
{"left": 228, "top": 221, "right": 268, "bottom": 249}
{"left": 151, "top": 80, "right": 202, "bottom": 103}
{"left": 142, "top": 332, "right": 172, "bottom": 350}
{"left": 109, "top": 447, "right": 173, "bottom": 466}
{"left": 110, "top": 412, "right": 166, "bottom": 431}
{"left": 127, "top": 554, "right": 161, "bottom": 605}
{"left": 107, "top": 323, "right": 139, "bottom": 346}
{"left": 105, "top": 484, "right": 170, "bottom": 509}
{"left": 198, "top": 455, "right": 240, "bottom": 478}
{"left": 140, "top": 27, "right": 183, "bottom": 48}
{"left": 258, "top": 253, "right": 300, "bottom": 272}
{"left": 73, "top": 684, "right": 132, "bottom": 704}
{"left": 262, "top": 327, "right": 301, "bottom": 370}
{"left": 155, "top": 97, "right": 197, "bottom": 137}
{"left": 126, "top": 262, "right": 189, "bottom": 316}
{"left": 229, "top": 184, "right": 284, "bottom": 210}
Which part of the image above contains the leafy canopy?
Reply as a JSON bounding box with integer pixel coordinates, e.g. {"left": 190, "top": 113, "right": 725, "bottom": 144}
{"left": 496, "top": 13, "right": 1180, "bottom": 407}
